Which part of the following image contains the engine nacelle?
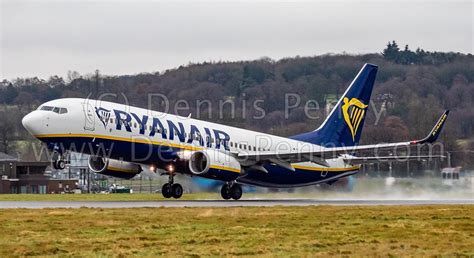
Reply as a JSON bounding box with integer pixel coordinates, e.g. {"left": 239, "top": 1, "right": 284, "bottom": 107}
{"left": 187, "top": 150, "right": 242, "bottom": 181}
{"left": 88, "top": 156, "right": 142, "bottom": 179}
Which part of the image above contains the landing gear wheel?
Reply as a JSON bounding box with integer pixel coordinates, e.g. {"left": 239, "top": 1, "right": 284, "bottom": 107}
{"left": 51, "top": 151, "right": 66, "bottom": 170}
{"left": 56, "top": 160, "right": 66, "bottom": 170}
{"left": 162, "top": 183, "right": 172, "bottom": 198}
{"left": 171, "top": 184, "right": 183, "bottom": 199}
{"left": 220, "top": 184, "right": 231, "bottom": 200}
{"left": 52, "top": 161, "right": 58, "bottom": 170}
{"left": 230, "top": 184, "right": 243, "bottom": 200}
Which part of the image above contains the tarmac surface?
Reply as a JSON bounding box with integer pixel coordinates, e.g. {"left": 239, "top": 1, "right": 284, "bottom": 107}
{"left": 0, "top": 199, "right": 473, "bottom": 209}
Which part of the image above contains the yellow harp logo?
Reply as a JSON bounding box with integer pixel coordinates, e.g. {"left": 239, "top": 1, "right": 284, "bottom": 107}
{"left": 342, "top": 97, "right": 368, "bottom": 141}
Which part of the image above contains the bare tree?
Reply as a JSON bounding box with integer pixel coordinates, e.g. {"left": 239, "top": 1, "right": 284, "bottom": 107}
{"left": 0, "top": 109, "right": 18, "bottom": 154}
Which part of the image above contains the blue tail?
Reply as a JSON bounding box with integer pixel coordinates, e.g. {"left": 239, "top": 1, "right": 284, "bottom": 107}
{"left": 290, "top": 63, "right": 378, "bottom": 147}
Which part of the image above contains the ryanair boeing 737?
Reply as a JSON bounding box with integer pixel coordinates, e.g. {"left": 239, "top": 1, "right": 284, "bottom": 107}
{"left": 22, "top": 64, "right": 449, "bottom": 200}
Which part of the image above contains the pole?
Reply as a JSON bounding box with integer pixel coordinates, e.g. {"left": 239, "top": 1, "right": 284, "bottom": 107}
{"left": 407, "top": 160, "right": 410, "bottom": 177}
{"left": 87, "top": 168, "right": 91, "bottom": 193}
{"left": 139, "top": 175, "right": 142, "bottom": 193}
{"left": 447, "top": 152, "right": 452, "bottom": 168}
{"left": 389, "top": 162, "right": 392, "bottom": 177}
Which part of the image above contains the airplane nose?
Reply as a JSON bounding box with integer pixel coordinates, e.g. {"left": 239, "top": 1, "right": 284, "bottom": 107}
{"left": 22, "top": 111, "right": 43, "bottom": 135}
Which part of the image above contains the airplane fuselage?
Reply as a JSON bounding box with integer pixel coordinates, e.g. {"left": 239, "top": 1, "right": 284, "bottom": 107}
{"left": 22, "top": 98, "right": 359, "bottom": 187}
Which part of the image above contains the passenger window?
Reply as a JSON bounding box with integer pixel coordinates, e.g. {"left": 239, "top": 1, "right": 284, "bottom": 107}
{"left": 253, "top": 146, "right": 256, "bottom": 151}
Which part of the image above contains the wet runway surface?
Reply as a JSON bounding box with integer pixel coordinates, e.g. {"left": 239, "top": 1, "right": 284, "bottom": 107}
{"left": 0, "top": 199, "right": 473, "bottom": 209}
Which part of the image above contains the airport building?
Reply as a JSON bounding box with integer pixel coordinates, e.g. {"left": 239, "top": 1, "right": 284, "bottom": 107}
{"left": 0, "top": 152, "right": 77, "bottom": 194}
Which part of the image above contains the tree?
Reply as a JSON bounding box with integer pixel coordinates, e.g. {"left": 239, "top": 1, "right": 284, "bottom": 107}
{"left": 48, "top": 75, "right": 65, "bottom": 88}
{"left": 2, "top": 84, "right": 18, "bottom": 104}
{"left": 0, "top": 109, "right": 18, "bottom": 154}
{"left": 67, "top": 70, "right": 81, "bottom": 83}
{"left": 382, "top": 40, "right": 400, "bottom": 62}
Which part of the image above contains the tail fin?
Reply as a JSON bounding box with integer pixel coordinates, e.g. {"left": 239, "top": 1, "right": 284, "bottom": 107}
{"left": 291, "top": 63, "right": 378, "bottom": 147}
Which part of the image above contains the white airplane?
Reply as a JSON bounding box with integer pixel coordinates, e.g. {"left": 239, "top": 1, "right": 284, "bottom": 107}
{"left": 22, "top": 64, "right": 449, "bottom": 200}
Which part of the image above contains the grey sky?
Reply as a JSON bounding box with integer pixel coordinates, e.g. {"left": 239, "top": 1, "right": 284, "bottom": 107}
{"left": 1, "top": 0, "right": 472, "bottom": 80}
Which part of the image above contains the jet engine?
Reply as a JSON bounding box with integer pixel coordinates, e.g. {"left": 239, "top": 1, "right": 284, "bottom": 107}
{"left": 185, "top": 150, "right": 242, "bottom": 181}
{"left": 88, "top": 156, "right": 142, "bottom": 179}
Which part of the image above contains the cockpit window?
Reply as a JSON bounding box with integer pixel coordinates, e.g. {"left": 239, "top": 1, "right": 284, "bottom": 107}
{"left": 39, "top": 105, "right": 68, "bottom": 114}
{"left": 40, "top": 106, "right": 54, "bottom": 111}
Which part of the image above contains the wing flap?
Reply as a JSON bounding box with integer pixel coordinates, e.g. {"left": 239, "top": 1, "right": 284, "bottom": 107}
{"left": 343, "top": 155, "right": 446, "bottom": 165}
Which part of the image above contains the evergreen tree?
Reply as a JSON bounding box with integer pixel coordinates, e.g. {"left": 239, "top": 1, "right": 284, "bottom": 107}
{"left": 382, "top": 40, "right": 400, "bottom": 62}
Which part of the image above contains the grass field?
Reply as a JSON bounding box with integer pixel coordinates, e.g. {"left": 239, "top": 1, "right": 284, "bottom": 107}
{"left": 0, "top": 193, "right": 217, "bottom": 201}
{"left": 0, "top": 205, "right": 472, "bottom": 256}
{"left": 0, "top": 192, "right": 364, "bottom": 201}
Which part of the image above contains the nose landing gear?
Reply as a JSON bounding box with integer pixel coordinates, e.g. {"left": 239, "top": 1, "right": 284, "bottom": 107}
{"left": 221, "top": 183, "right": 242, "bottom": 200}
{"left": 51, "top": 151, "right": 66, "bottom": 170}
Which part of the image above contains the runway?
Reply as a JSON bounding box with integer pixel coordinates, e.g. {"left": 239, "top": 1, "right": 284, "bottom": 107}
{"left": 0, "top": 199, "right": 472, "bottom": 209}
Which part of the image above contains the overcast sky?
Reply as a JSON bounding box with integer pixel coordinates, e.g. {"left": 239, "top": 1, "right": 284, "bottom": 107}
{"left": 1, "top": 0, "right": 472, "bottom": 80}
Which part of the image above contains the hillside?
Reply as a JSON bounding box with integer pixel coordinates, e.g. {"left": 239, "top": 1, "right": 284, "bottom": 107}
{"left": 1, "top": 42, "right": 473, "bottom": 167}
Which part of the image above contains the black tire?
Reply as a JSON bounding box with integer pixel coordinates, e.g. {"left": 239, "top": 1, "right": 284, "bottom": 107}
{"left": 230, "top": 184, "right": 243, "bottom": 200}
{"left": 220, "top": 184, "right": 231, "bottom": 200}
{"left": 171, "top": 184, "right": 183, "bottom": 199}
{"left": 162, "top": 183, "right": 172, "bottom": 198}
{"left": 56, "top": 160, "right": 66, "bottom": 170}
{"left": 52, "top": 161, "right": 58, "bottom": 170}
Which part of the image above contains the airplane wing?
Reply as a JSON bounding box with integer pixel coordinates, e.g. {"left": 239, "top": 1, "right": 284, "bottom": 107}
{"left": 238, "top": 110, "right": 449, "bottom": 165}
{"left": 342, "top": 155, "right": 445, "bottom": 165}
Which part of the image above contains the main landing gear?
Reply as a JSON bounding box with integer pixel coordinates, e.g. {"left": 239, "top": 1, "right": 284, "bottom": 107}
{"left": 221, "top": 183, "right": 242, "bottom": 200}
{"left": 161, "top": 173, "right": 183, "bottom": 199}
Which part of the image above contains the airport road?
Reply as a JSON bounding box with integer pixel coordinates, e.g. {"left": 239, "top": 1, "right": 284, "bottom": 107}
{"left": 0, "top": 199, "right": 473, "bottom": 209}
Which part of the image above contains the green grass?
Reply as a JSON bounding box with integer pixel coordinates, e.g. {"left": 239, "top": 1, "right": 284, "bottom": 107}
{"left": 0, "top": 205, "right": 472, "bottom": 256}
{"left": 0, "top": 193, "right": 217, "bottom": 201}
{"left": 0, "top": 192, "right": 354, "bottom": 201}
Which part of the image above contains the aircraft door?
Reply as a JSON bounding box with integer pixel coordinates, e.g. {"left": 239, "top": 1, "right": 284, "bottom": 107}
{"left": 83, "top": 102, "right": 95, "bottom": 131}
